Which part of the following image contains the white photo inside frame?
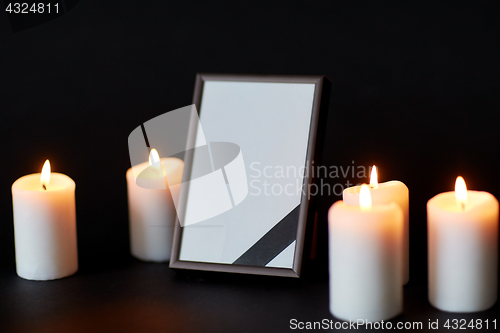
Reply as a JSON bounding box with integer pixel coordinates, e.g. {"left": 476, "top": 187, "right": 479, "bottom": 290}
{"left": 170, "top": 74, "right": 329, "bottom": 277}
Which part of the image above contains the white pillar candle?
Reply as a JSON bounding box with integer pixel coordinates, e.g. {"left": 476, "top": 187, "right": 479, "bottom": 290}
{"left": 126, "top": 149, "right": 184, "bottom": 262}
{"left": 343, "top": 166, "right": 410, "bottom": 284}
{"left": 427, "top": 176, "right": 498, "bottom": 312}
{"left": 329, "top": 185, "right": 404, "bottom": 322}
{"left": 12, "top": 160, "right": 78, "bottom": 281}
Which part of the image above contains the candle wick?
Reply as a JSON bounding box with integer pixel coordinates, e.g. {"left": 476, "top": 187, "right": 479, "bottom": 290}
{"left": 460, "top": 202, "right": 465, "bottom": 210}
{"left": 42, "top": 184, "right": 47, "bottom": 191}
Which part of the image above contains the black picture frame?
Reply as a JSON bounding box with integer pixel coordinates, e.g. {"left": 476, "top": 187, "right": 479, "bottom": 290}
{"left": 170, "top": 74, "right": 331, "bottom": 277}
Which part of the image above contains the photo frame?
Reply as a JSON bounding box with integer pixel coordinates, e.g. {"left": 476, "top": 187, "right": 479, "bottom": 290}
{"left": 170, "top": 74, "right": 331, "bottom": 277}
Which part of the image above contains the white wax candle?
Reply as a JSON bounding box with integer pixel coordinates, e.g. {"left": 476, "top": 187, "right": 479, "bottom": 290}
{"left": 427, "top": 177, "right": 498, "bottom": 312}
{"left": 12, "top": 161, "right": 78, "bottom": 281}
{"left": 126, "top": 153, "right": 183, "bottom": 262}
{"left": 329, "top": 185, "right": 404, "bottom": 322}
{"left": 343, "top": 167, "right": 410, "bottom": 284}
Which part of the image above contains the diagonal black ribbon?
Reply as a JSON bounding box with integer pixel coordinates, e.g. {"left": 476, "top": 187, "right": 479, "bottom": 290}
{"left": 232, "top": 205, "right": 300, "bottom": 267}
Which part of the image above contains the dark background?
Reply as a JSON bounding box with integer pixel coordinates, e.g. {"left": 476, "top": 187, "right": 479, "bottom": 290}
{"left": 0, "top": 1, "right": 499, "bottom": 331}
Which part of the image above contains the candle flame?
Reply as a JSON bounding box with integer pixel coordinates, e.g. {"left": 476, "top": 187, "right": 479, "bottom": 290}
{"left": 370, "top": 165, "right": 378, "bottom": 188}
{"left": 455, "top": 176, "right": 467, "bottom": 209}
{"left": 359, "top": 184, "right": 372, "bottom": 210}
{"left": 40, "top": 160, "right": 51, "bottom": 190}
{"left": 149, "top": 148, "right": 161, "bottom": 166}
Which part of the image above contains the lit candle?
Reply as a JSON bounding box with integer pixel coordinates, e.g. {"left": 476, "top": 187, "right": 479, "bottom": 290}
{"left": 329, "top": 185, "right": 404, "bottom": 321}
{"left": 343, "top": 166, "right": 410, "bottom": 284}
{"left": 12, "top": 160, "right": 78, "bottom": 280}
{"left": 427, "top": 176, "right": 498, "bottom": 312}
{"left": 126, "top": 149, "right": 184, "bottom": 262}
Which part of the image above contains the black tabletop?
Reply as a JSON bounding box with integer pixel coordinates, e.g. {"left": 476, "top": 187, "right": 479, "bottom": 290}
{"left": 0, "top": 259, "right": 498, "bottom": 333}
